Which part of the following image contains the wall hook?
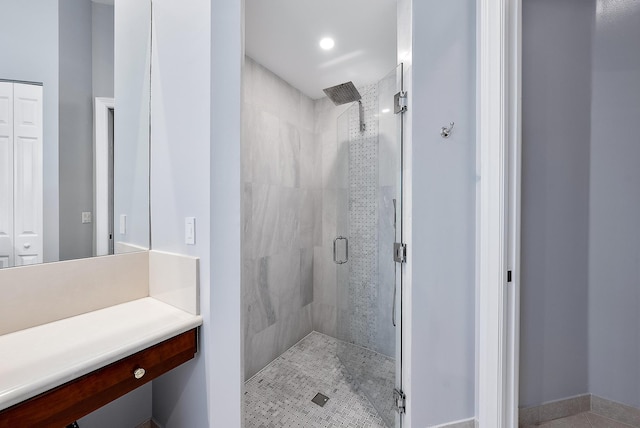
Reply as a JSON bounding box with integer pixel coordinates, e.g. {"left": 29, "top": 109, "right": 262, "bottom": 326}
{"left": 440, "top": 122, "right": 455, "bottom": 138}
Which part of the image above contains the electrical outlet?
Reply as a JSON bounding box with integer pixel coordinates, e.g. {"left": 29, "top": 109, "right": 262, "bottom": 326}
{"left": 81, "top": 212, "right": 92, "bottom": 224}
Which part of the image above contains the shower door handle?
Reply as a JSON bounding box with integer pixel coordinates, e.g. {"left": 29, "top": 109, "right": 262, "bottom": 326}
{"left": 333, "top": 236, "right": 348, "bottom": 265}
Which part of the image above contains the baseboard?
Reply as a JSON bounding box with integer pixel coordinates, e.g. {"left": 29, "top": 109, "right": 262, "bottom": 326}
{"left": 134, "top": 419, "right": 161, "bottom": 428}
{"left": 519, "top": 394, "right": 640, "bottom": 427}
{"left": 519, "top": 394, "right": 590, "bottom": 426}
{"left": 591, "top": 395, "right": 640, "bottom": 427}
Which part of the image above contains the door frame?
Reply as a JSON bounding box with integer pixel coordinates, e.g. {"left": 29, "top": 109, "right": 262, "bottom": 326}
{"left": 476, "top": 0, "right": 521, "bottom": 427}
{"left": 94, "top": 97, "right": 115, "bottom": 256}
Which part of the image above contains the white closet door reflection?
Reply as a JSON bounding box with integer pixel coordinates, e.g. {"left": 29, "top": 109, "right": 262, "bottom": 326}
{"left": 0, "top": 82, "right": 13, "bottom": 268}
{"left": 0, "top": 82, "right": 43, "bottom": 268}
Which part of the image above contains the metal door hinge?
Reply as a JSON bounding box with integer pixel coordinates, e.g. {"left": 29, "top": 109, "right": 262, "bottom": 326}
{"left": 393, "top": 388, "right": 406, "bottom": 414}
{"left": 394, "top": 91, "right": 408, "bottom": 114}
{"left": 394, "top": 242, "right": 407, "bottom": 263}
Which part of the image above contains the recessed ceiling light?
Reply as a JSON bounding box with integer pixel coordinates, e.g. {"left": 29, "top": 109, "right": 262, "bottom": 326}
{"left": 319, "top": 37, "right": 335, "bottom": 50}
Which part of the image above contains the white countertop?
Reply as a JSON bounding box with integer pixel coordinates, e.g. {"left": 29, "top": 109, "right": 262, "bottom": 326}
{"left": 0, "top": 297, "right": 203, "bottom": 411}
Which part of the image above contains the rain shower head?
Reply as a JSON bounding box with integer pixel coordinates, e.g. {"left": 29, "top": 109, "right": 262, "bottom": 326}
{"left": 323, "top": 81, "right": 366, "bottom": 132}
{"left": 323, "top": 81, "right": 362, "bottom": 106}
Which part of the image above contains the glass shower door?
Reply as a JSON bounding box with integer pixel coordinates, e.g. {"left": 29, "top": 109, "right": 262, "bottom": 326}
{"left": 335, "top": 64, "right": 404, "bottom": 428}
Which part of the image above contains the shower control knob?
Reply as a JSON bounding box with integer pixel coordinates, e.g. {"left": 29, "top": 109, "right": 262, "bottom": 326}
{"left": 133, "top": 367, "right": 146, "bottom": 379}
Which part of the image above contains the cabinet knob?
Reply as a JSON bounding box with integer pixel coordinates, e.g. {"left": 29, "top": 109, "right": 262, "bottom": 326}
{"left": 133, "top": 367, "right": 146, "bottom": 379}
{"left": 23, "top": 243, "right": 31, "bottom": 249}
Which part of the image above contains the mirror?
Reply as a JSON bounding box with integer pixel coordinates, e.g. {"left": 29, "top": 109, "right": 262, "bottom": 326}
{"left": 0, "top": 0, "right": 151, "bottom": 268}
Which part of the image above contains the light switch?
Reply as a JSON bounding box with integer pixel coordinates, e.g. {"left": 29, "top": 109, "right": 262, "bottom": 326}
{"left": 120, "top": 214, "right": 127, "bottom": 235}
{"left": 82, "top": 212, "right": 92, "bottom": 224}
{"left": 185, "top": 217, "right": 195, "bottom": 245}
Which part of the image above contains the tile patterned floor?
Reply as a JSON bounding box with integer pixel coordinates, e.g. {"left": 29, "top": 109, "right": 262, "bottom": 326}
{"left": 337, "top": 340, "right": 395, "bottom": 427}
{"left": 244, "top": 331, "right": 390, "bottom": 428}
{"left": 524, "top": 411, "right": 637, "bottom": 427}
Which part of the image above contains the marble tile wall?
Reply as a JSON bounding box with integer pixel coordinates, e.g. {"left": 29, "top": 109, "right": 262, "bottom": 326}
{"left": 242, "top": 57, "right": 318, "bottom": 380}
{"left": 311, "top": 97, "right": 349, "bottom": 338}
{"left": 243, "top": 56, "right": 397, "bottom": 379}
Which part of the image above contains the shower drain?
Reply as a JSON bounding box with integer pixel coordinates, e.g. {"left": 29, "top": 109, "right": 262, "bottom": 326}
{"left": 311, "top": 392, "right": 329, "bottom": 407}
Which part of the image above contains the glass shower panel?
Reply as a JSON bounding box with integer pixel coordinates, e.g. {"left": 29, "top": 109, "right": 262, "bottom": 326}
{"left": 335, "top": 64, "right": 403, "bottom": 428}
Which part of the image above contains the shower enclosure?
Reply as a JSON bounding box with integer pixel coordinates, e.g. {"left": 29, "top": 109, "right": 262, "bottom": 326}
{"left": 241, "top": 57, "right": 405, "bottom": 428}
{"left": 333, "top": 64, "right": 405, "bottom": 428}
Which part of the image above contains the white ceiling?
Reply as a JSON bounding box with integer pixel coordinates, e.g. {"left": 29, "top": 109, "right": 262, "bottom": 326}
{"left": 245, "top": 0, "right": 397, "bottom": 100}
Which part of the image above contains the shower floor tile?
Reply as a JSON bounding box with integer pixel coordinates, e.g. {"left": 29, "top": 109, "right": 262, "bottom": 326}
{"left": 244, "top": 331, "right": 390, "bottom": 428}
{"left": 337, "top": 340, "right": 396, "bottom": 426}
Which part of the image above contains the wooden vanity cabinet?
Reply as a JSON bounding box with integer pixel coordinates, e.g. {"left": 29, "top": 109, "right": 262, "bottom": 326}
{"left": 0, "top": 328, "right": 197, "bottom": 427}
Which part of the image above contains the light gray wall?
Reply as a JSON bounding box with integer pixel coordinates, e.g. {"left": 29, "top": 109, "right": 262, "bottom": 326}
{"left": 410, "top": 0, "right": 476, "bottom": 425}
{"left": 78, "top": 383, "right": 151, "bottom": 427}
{"left": 588, "top": 0, "right": 640, "bottom": 409}
{"left": 151, "top": 0, "right": 244, "bottom": 426}
{"left": 241, "top": 56, "right": 316, "bottom": 380}
{"left": 151, "top": 1, "right": 244, "bottom": 425}
{"left": 59, "top": 0, "right": 94, "bottom": 261}
{"left": 520, "top": 0, "right": 594, "bottom": 407}
{"left": 148, "top": 0, "right": 226, "bottom": 427}
{"left": 0, "top": 0, "right": 59, "bottom": 263}
{"left": 207, "top": 0, "right": 243, "bottom": 424}
{"left": 92, "top": 2, "right": 114, "bottom": 99}
{"left": 113, "top": 0, "right": 150, "bottom": 251}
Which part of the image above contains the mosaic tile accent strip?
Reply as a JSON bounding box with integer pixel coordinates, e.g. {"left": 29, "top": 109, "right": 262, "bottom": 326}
{"left": 244, "top": 331, "right": 391, "bottom": 428}
{"left": 342, "top": 83, "right": 380, "bottom": 351}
